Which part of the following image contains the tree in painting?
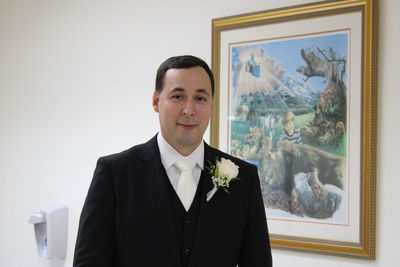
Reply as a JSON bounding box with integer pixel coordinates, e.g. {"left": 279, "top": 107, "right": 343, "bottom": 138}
{"left": 297, "top": 47, "right": 347, "bottom": 147}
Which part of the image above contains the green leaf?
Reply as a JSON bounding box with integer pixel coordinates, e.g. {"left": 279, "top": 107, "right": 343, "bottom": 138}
{"left": 222, "top": 187, "right": 230, "bottom": 194}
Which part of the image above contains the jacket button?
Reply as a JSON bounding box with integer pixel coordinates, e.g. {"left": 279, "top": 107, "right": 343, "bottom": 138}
{"left": 185, "top": 220, "right": 191, "bottom": 226}
{"left": 184, "top": 248, "right": 190, "bottom": 255}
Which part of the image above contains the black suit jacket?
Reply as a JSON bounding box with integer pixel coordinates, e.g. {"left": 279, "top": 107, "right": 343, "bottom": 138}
{"left": 73, "top": 135, "right": 272, "bottom": 267}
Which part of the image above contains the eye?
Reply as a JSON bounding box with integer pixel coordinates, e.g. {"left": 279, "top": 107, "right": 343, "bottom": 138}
{"left": 196, "top": 96, "right": 208, "bottom": 102}
{"left": 171, "top": 95, "right": 183, "bottom": 101}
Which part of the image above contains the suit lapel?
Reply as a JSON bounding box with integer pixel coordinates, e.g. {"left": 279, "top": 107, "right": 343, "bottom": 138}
{"left": 199, "top": 144, "right": 215, "bottom": 205}
{"left": 140, "top": 136, "right": 182, "bottom": 267}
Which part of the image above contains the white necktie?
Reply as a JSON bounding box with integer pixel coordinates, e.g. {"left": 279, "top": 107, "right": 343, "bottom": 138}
{"left": 175, "top": 158, "right": 197, "bottom": 211}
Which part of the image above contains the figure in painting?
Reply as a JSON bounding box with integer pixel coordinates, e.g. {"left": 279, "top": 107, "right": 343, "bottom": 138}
{"left": 279, "top": 111, "right": 302, "bottom": 144}
{"left": 246, "top": 53, "right": 261, "bottom": 77}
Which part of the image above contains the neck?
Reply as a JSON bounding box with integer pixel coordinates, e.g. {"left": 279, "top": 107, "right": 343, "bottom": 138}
{"left": 172, "top": 142, "right": 201, "bottom": 156}
{"left": 175, "top": 147, "right": 195, "bottom": 156}
{"left": 159, "top": 133, "right": 202, "bottom": 156}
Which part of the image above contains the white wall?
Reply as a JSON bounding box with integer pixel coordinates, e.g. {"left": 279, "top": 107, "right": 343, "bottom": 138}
{"left": 0, "top": 0, "right": 398, "bottom": 266}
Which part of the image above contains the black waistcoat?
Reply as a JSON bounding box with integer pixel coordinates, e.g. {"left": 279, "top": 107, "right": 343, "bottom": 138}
{"left": 167, "top": 175, "right": 204, "bottom": 267}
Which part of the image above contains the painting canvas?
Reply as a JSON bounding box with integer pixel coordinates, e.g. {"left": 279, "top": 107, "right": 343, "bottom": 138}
{"left": 228, "top": 32, "right": 349, "bottom": 224}
{"left": 211, "top": 0, "right": 377, "bottom": 259}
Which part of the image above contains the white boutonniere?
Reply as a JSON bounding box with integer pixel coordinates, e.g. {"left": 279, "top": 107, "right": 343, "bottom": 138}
{"left": 206, "top": 157, "right": 240, "bottom": 202}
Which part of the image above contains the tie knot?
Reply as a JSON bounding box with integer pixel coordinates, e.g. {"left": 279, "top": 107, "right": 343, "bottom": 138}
{"left": 175, "top": 158, "right": 196, "bottom": 172}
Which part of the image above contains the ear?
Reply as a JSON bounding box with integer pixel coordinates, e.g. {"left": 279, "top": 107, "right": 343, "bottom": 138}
{"left": 152, "top": 91, "right": 160, "bottom": 113}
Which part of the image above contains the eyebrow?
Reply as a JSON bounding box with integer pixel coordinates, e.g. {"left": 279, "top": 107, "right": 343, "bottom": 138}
{"left": 170, "top": 87, "right": 210, "bottom": 96}
{"left": 196, "top": 88, "right": 210, "bottom": 96}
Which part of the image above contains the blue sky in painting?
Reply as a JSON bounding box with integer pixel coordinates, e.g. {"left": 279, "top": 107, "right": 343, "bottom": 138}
{"left": 231, "top": 32, "right": 348, "bottom": 91}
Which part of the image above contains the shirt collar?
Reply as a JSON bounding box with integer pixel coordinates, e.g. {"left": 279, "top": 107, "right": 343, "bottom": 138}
{"left": 157, "top": 133, "right": 204, "bottom": 170}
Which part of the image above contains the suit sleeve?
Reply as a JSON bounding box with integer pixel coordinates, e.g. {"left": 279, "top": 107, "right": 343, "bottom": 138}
{"left": 73, "top": 157, "right": 115, "bottom": 267}
{"left": 238, "top": 165, "right": 273, "bottom": 267}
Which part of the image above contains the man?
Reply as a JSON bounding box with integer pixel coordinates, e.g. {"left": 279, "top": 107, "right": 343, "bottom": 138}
{"left": 73, "top": 55, "right": 272, "bottom": 267}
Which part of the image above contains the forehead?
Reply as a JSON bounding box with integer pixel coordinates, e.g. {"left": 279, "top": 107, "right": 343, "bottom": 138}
{"left": 162, "top": 67, "right": 212, "bottom": 94}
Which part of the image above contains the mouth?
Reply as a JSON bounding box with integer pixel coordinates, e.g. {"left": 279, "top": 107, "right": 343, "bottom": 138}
{"left": 177, "top": 123, "right": 197, "bottom": 130}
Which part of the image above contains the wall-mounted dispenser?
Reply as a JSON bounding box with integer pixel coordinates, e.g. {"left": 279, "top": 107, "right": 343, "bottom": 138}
{"left": 29, "top": 203, "right": 68, "bottom": 259}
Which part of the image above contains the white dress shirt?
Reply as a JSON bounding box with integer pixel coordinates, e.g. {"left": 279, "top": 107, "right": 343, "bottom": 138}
{"left": 157, "top": 133, "right": 204, "bottom": 191}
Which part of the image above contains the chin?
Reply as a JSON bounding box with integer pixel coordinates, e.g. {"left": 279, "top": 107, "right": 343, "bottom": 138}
{"left": 177, "top": 137, "right": 201, "bottom": 148}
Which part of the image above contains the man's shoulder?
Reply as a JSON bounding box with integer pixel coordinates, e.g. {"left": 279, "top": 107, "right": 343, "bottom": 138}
{"left": 102, "top": 144, "right": 142, "bottom": 161}
{"left": 99, "top": 135, "right": 158, "bottom": 165}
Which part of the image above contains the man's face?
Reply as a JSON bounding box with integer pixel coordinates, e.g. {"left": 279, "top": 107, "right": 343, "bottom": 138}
{"left": 153, "top": 67, "right": 213, "bottom": 155}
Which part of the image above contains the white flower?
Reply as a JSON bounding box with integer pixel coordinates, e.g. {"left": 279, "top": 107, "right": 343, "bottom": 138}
{"left": 206, "top": 157, "right": 240, "bottom": 201}
{"left": 216, "top": 158, "right": 239, "bottom": 182}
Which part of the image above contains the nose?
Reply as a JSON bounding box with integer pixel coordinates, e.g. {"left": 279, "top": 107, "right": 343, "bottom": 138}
{"left": 182, "top": 99, "right": 195, "bottom": 116}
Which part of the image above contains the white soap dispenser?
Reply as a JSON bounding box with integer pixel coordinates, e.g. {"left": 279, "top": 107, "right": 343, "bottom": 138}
{"left": 29, "top": 203, "right": 68, "bottom": 259}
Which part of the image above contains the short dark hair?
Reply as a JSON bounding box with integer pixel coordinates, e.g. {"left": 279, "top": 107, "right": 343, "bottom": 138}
{"left": 155, "top": 55, "right": 214, "bottom": 96}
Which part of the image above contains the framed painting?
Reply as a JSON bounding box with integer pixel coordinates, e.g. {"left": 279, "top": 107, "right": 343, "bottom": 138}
{"left": 211, "top": 0, "right": 377, "bottom": 259}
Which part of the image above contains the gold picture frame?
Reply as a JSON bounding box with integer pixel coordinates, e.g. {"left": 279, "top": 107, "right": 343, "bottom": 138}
{"left": 211, "top": 0, "right": 377, "bottom": 259}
